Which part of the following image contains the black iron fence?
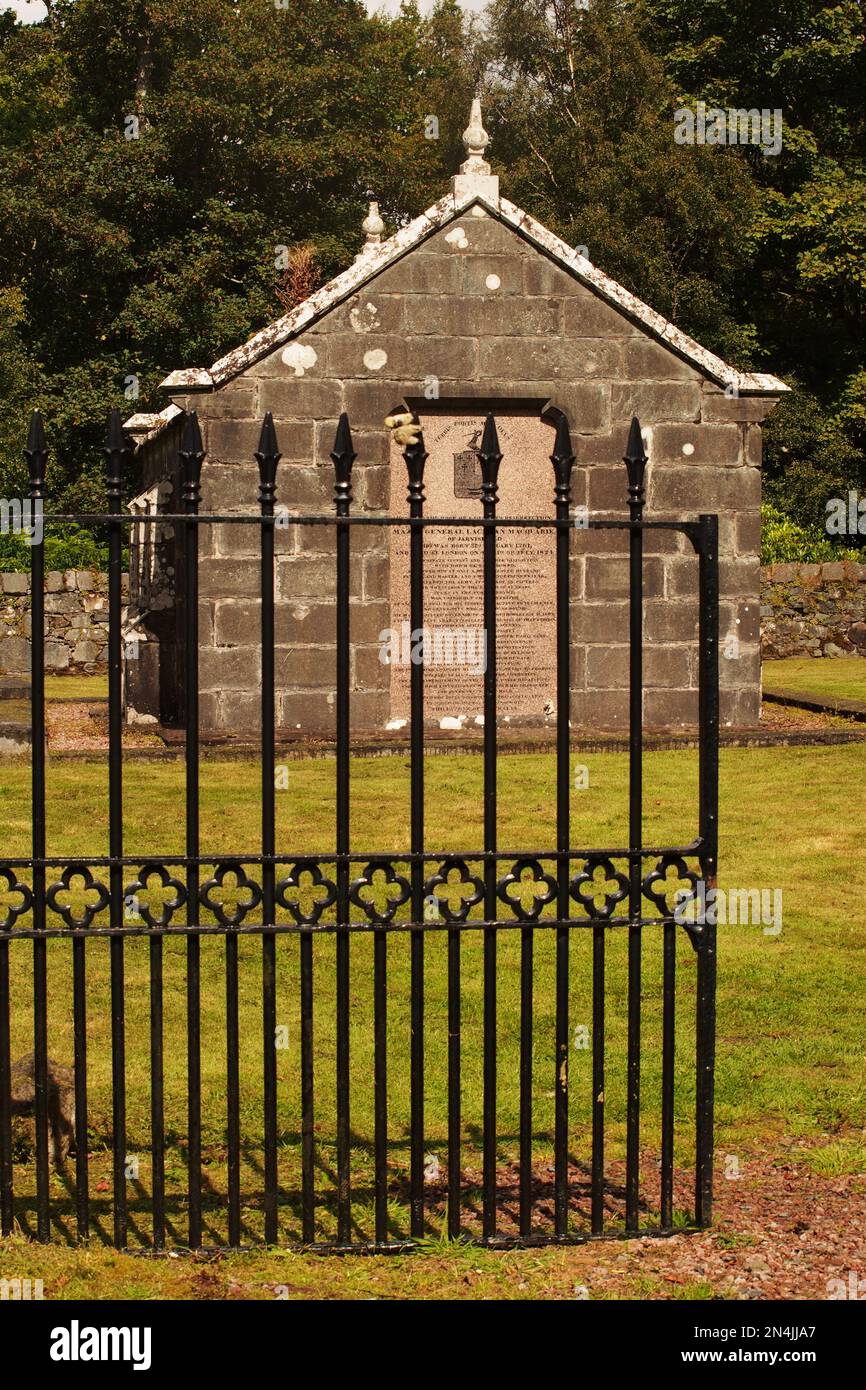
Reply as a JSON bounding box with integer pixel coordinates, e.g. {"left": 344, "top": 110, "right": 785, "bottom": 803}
{"left": 0, "top": 405, "right": 718, "bottom": 1251}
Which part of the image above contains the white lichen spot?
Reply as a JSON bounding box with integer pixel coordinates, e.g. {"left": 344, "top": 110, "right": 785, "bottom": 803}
{"left": 471, "top": 205, "right": 487, "bottom": 218}
{"left": 445, "top": 228, "right": 469, "bottom": 250}
{"left": 281, "top": 342, "right": 318, "bottom": 377}
{"left": 350, "top": 301, "right": 381, "bottom": 334}
{"left": 363, "top": 349, "right": 388, "bottom": 371}
{"left": 385, "top": 717, "right": 408, "bottom": 731}
{"left": 474, "top": 714, "right": 484, "bottom": 726}
{"left": 681, "top": 442, "right": 695, "bottom": 457}
{"left": 439, "top": 715, "right": 466, "bottom": 731}
{"left": 291, "top": 604, "right": 310, "bottom": 621}
{"left": 485, "top": 273, "right": 501, "bottom": 290}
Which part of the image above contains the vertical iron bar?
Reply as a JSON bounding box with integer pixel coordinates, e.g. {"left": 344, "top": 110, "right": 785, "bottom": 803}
{"left": 518, "top": 920, "right": 533, "bottom": 1236}
{"left": 624, "top": 416, "right": 647, "bottom": 1235}
{"left": 106, "top": 410, "right": 128, "bottom": 1248}
{"left": 333, "top": 414, "right": 355, "bottom": 1245}
{"left": 257, "top": 414, "right": 281, "bottom": 1245}
{"left": 696, "top": 514, "right": 719, "bottom": 1226}
{"left": 26, "top": 412, "right": 49, "bottom": 1241}
{"left": 660, "top": 920, "right": 675, "bottom": 1228}
{"left": 300, "top": 927, "right": 314, "bottom": 1243}
{"left": 374, "top": 917, "right": 388, "bottom": 1244}
{"left": 552, "top": 415, "right": 574, "bottom": 1236}
{"left": 446, "top": 909, "right": 461, "bottom": 1240}
{"left": 591, "top": 919, "right": 605, "bottom": 1233}
{"left": 404, "top": 417, "right": 427, "bottom": 1239}
{"left": 226, "top": 924, "right": 240, "bottom": 1245}
{"left": 180, "top": 412, "right": 204, "bottom": 1248}
{"left": 149, "top": 929, "right": 164, "bottom": 1248}
{"left": 480, "top": 414, "right": 501, "bottom": 1239}
{"left": 0, "top": 922, "right": 11, "bottom": 1235}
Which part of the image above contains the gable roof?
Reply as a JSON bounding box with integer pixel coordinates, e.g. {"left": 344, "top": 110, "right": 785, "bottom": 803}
{"left": 134, "top": 99, "right": 786, "bottom": 439}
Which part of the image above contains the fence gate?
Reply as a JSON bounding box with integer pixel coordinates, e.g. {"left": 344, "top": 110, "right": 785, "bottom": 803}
{"left": 0, "top": 405, "right": 718, "bottom": 1251}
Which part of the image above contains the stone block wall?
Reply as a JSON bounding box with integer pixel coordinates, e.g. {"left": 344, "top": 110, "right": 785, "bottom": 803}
{"left": 761, "top": 562, "right": 866, "bottom": 658}
{"left": 158, "top": 209, "right": 777, "bottom": 734}
{"left": 0, "top": 571, "right": 127, "bottom": 675}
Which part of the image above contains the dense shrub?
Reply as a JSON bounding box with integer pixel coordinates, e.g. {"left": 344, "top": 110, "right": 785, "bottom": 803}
{"left": 0, "top": 523, "right": 114, "bottom": 573}
{"left": 760, "top": 504, "right": 861, "bottom": 566}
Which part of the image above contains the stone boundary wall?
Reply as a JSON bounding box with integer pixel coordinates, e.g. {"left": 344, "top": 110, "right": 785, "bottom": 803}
{"left": 0, "top": 571, "right": 128, "bottom": 675}
{"left": 761, "top": 562, "right": 866, "bottom": 659}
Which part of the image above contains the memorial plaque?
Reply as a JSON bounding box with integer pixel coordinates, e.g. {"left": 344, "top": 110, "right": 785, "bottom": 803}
{"left": 388, "top": 410, "right": 557, "bottom": 723}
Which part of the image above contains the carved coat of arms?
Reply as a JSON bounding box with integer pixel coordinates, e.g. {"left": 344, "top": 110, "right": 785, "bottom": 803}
{"left": 453, "top": 429, "right": 483, "bottom": 498}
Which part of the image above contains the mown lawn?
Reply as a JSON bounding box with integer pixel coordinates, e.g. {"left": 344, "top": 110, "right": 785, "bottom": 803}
{"left": 763, "top": 655, "right": 866, "bottom": 702}
{"left": 0, "top": 743, "right": 864, "bottom": 1291}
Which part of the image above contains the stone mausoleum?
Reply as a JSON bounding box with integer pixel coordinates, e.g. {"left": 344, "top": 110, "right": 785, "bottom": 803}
{"left": 125, "top": 100, "right": 787, "bottom": 736}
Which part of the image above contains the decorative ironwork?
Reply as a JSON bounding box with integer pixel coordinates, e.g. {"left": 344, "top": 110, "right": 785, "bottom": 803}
{"left": 123, "top": 863, "right": 187, "bottom": 929}
{"left": 423, "top": 858, "right": 484, "bottom": 922}
{"left": 497, "top": 858, "right": 558, "bottom": 921}
{"left": 199, "top": 861, "right": 262, "bottom": 927}
{"left": 46, "top": 864, "right": 110, "bottom": 929}
{"left": 570, "top": 856, "right": 629, "bottom": 920}
{"left": 276, "top": 860, "right": 337, "bottom": 925}
{"left": 350, "top": 860, "right": 411, "bottom": 923}
{"left": 642, "top": 854, "right": 702, "bottom": 917}
{"left": 0, "top": 396, "right": 720, "bottom": 1255}
{"left": 0, "top": 868, "right": 32, "bottom": 930}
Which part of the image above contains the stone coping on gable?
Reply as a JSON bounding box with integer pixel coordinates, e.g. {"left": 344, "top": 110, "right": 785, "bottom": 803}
{"left": 762, "top": 561, "right": 866, "bottom": 583}
{"left": 145, "top": 185, "right": 788, "bottom": 428}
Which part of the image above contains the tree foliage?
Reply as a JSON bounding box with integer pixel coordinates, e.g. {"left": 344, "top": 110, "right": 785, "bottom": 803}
{"left": 0, "top": 0, "right": 862, "bottom": 543}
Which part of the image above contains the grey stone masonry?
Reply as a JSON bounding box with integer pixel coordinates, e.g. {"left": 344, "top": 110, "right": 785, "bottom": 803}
{"left": 761, "top": 562, "right": 866, "bottom": 659}
{"left": 129, "top": 183, "right": 785, "bottom": 734}
{"left": 0, "top": 570, "right": 128, "bottom": 675}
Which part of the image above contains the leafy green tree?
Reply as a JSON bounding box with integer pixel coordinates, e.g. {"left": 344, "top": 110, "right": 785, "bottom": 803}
{"left": 637, "top": 0, "right": 866, "bottom": 534}
{"left": 479, "top": 0, "right": 761, "bottom": 363}
{"left": 0, "top": 0, "right": 473, "bottom": 506}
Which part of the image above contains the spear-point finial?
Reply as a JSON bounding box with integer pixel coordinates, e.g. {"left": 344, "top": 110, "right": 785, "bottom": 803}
{"left": 331, "top": 412, "right": 356, "bottom": 513}
{"left": 479, "top": 413, "right": 502, "bottom": 506}
{"left": 550, "top": 414, "right": 575, "bottom": 509}
{"left": 256, "top": 412, "right": 281, "bottom": 505}
{"left": 357, "top": 200, "right": 385, "bottom": 262}
{"left": 104, "top": 407, "right": 131, "bottom": 504}
{"left": 624, "top": 416, "right": 647, "bottom": 517}
{"left": 179, "top": 410, "right": 205, "bottom": 509}
{"left": 25, "top": 410, "right": 48, "bottom": 499}
{"left": 461, "top": 95, "right": 491, "bottom": 176}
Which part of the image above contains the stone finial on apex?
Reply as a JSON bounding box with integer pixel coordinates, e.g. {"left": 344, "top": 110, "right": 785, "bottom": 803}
{"left": 355, "top": 200, "right": 385, "bottom": 262}
{"left": 453, "top": 96, "right": 500, "bottom": 205}
{"left": 461, "top": 96, "right": 490, "bottom": 176}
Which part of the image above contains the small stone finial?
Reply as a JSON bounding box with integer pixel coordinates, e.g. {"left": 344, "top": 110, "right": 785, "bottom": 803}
{"left": 461, "top": 96, "right": 491, "bottom": 176}
{"left": 357, "top": 200, "right": 385, "bottom": 261}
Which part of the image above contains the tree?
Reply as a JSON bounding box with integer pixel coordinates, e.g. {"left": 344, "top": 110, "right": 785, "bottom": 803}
{"left": 0, "top": 0, "right": 474, "bottom": 506}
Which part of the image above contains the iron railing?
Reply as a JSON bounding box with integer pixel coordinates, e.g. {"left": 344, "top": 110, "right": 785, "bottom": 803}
{"left": 0, "top": 405, "right": 719, "bottom": 1251}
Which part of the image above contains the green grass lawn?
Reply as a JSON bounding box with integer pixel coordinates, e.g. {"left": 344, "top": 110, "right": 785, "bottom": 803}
{"left": 763, "top": 655, "right": 866, "bottom": 703}
{"left": 0, "top": 744, "right": 864, "bottom": 1282}
{"left": 44, "top": 675, "right": 108, "bottom": 701}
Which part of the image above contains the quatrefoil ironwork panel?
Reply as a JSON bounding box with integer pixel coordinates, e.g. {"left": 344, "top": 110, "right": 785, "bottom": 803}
{"left": 123, "top": 863, "right": 187, "bottom": 929}
{"left": 423, "top": 858, "right": 484, "bottom": 923}
{"left": 46, "top": 863, "right": 110, "bottom": 929}
{"left": 642, "top": 855, "right": 702, "bottom": 918}
{"left": 350, "top": 861, "right": 411, "bottom": 924}
{"left": 497, "top": 858, "right": 558, "bottom": 921}
{"left": 570, "top": 856, "right": 629, "bottom": 920}
{"left": 200, "top": 861, "right": 262, "bottom": 927}
{"left": 0, "top": 868, "right": 33, "bottom": 930}
{"left": 276, "top": 860, "right": 337, "bottom": 925}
